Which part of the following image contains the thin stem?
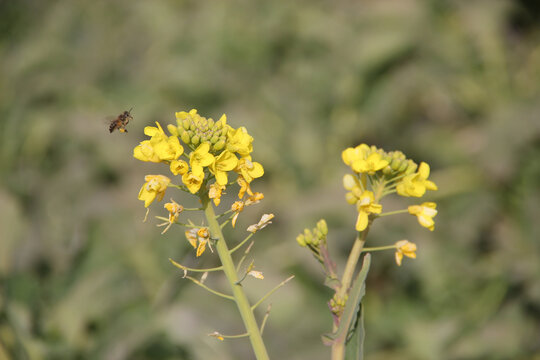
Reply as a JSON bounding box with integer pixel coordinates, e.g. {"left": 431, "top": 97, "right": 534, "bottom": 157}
{"left": 202, "top": 196, "right": 270, "bottom": 360}
{"left": 251, "top": 276, "right": 295, "bottom": 311}
{"left": 363, "top": 245, "right": 397, "bottom": 252}
{"left": 377, "top": 209, "right": 408, "bottom": 217}
{"left": 236, "top": 241, "right": 254, "bottom": 273}
{"left": 169, "top": 258, "right": 223, "bottom": 272}
{"left": 230, "top": 233, "right": 255, "bottom": 254}
{"left": 260, "top": 304, "right": 272, "bottom": 334}
{"left": 155, "top": 217, "right": 200, "bottom": 228}
{"left": 209, "top": 331, "right": 249, "bottom": 340}
{"left": 185, "top": 276, "right": 234, "bottom": 300}
{"left": 331, "top": 229, "right": 369, "bottom": 360}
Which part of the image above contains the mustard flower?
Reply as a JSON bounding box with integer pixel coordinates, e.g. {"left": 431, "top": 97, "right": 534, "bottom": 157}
{"left": 248, "top": 270, "right": 264, "bottom": 280}
{"left": 408, "top": 202, "right": 437, "bottom": 231}
{"left": 236, "top": 157, "right": 264, "bottom": 183}
{"left": 134, "top": 122, "right": 183, "bottom": 163}
{"left": 342, "top": 144, "right": 370, "bottom": 167}
{"left": 153, "top": 135, "right": 184, "bottom": 161}
{"left": 355, "top": 191, "right": 382, "bottom": 231}
{"left": 189, "top": 143, "right": 215, "bottom": 174}
{"left": 209, "top": 183, "right": 226, "bottom": 206}
{"left": 209, "top": 150, "right": 238, "bottom": 186}
{"left": 343, "top": 174, "right": 364, "bottom": 204}
{"left": 138, "top": 175, "right": 171, "bottom": 207}
{"left": 394, "top": 240, "right": 417, "bottom": 266}
{"left": 247, "top": 213, "right": 274, "bottom": 233}
{"left": 170, "top": 159, "right": 189, "bottom": 176}
{"left": 227, "top": 126, "right": 253, "bottom": 157}
{"left": 231, "top": 201, "right": 245, "bottom": 228}
{"left": 158, "top": 199, "right": 184, "bottom": 234}
{"left": 182, "top": 169, "right": 205, "bottom": 194}
{"left": 237, "top": 175, "right": 254, "bottom": 199}
{"left": 185, "top": 227, "right": 211, "bottom": 257}
{"left": 396, "top": 162, "right": 438, "bottom": 197}
{"left": 351, "top": 152, "right": 389, "bottom": 174}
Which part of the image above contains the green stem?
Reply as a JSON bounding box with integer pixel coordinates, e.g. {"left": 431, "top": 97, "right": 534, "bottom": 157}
{"left": 202, "top": 196, "right": 270, "bottom": 360}
{"left": 331, "top": 229, "right": 369, "bottom": 360}
{"left": 377, "top": 209, "right": 408, "bottom": 217}
{"left": 363, "top": 245, "right": 397, "bottom": 252}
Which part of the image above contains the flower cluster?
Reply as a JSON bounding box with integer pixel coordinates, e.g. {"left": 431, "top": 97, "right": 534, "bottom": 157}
{"left": 340, "top": 143, "right": 438, "bottom": 265}
{"left": 134, "top": 109, "right": 265, "bottom": 255}
{"left": 342, "top": 144, "right": 438, "bottom": 233}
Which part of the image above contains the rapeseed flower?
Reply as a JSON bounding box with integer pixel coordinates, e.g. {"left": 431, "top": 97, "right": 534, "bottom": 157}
{"left": 408, "top": 202, "right": 437, "bottom": 231}
{"left": 209, "top": 150, "right": 238, "bottom": 186}
{"left": 396, "top": 162, "right": 438, "bottom": 197}
{"left": 189, "top": 143, "right": 215, "bottom": 174}
{"left": 394, "top": 240, "right": 417, "bottom": 266}
{"left": 355, "top": 191, "right": 382, "bottom": 231}
{"left": 138, "top": 175, "right": 171, "bottom": 207}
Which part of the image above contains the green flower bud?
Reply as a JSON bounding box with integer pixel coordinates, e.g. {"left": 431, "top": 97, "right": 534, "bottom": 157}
{"left": 191, "top": 135, "right": 200, "bottom": 146}
{"left": 296, "top": 234, "right": 306, "bottom": 247}
{"left": 208, "top": 119, "right": 214, "bottom": 129}
{"left": 317, "top": 219, "right": 328, "bottom": 236}
{"left": 210, "top": 135, "right": 220, "bottom": 144}
{"left": 181, "top": 130, "right": 191, "bottom": 144}
{"left": 182, "top": 119, "right": 191, "bottom": 130}
{"left": 303, "top": 229, "right": 313, "bottom": 245}
{"left": 213, "top": 139, "right": 226, "bottom": 151}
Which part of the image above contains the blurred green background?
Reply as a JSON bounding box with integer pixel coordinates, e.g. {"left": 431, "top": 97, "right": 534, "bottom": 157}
{"left": 1, "top": 0, "right": 539, "bottom": 359}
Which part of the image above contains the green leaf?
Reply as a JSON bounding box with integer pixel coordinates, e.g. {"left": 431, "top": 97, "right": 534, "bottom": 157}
{"left": 323, "top": 254, "right": 371, "bottom": 352}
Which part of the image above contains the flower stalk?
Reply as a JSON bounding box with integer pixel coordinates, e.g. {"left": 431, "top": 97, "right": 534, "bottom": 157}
{"left": 202, "top": 195, "right": 270, "bottom": 360}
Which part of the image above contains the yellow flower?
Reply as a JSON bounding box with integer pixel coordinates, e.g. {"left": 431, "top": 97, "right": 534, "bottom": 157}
{"left": 237, "top": 175, "right": 254, "bottom": 199}
{"left": 185, "top": 227, "right": 211, "bottom": 257}
{"left": 209, "top": 183, "right": 226, "bottom": 206}
{"left": 231, "top": 201, "right": 245, "bottom": 228}
{"left": 138, "top": 175, "right": 170, "bottom": 207}
{"left": 133, "top": 122, "right": 184, "bottom": 162}
{"left": 351, "top": 153, "right": 389, "bottom": 174}
{"left": 182, "top": 169, "right": 205, "bottom": 194}
{"left": 396, "top": 162, "right": 438, "bottom": 197}
{"left": 408, "top": 202, "right": 437, "bottom": 231}
{"left": 343, "top": 174, "right": 365, "bottom": 204}
{"left": 247, "top": 213, "right": 274, "bottom": 233}
{"left": 394, "top": 240, "right": 417, "bottom": 266}
{"left": 236, "top": 157, "right": 264, "bottom": 183}
{"left": 153, "top": 135, "right": 184, "bottom": 161}
{"left": 157, "top": 199, "right": 184, "bottom": 234}
{"left": 355, "top": 191, "right": 382, "bottom": 231}
{"left": 170, "top": 159, "right": 189, "bottom": 176}
{"left": 189, "top": 143, "right": 215, "bottom": 174}
{"left": 342, "top": 144, "right": 370, "bottom": 167}
{"left": 227, "top": 126, "right": 253, "bottom": 157}
{"left": 248, "top": 270, "right": 264, "bottom": 280}
{"left": 209, "top": 150, "right": 238, "bottom": 186}
{"left": 245, "top": 192, "right": 264, "bottom": 206}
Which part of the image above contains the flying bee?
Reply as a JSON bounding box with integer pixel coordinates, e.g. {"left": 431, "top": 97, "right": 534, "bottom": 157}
{"left": 109, "top": 108, "right": 133, "bottom": 133}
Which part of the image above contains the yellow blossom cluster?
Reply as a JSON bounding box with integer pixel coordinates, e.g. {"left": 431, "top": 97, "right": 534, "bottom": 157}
{"left": 135, "top": 109, "right": 264, "bottom": 207}
{"left": 342, "top": 143, "right": 438, "bottom": 233}
{"left": 134, "top": 109, "right": 265, "bottom": 257}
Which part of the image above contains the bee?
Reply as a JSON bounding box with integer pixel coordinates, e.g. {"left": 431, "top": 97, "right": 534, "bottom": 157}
{"left": 109, "top": 108, "right": 133, "bottom": 133}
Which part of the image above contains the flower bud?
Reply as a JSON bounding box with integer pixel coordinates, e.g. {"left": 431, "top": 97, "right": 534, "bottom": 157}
{"left": 181, "top": 130, "right": 191, "bottom": 144}
{"left": 191, "top": 135, "right": 200, "bottom": 146}
{"left": 213, "top": 139, "right": 226, "bottom": 151}
{"left": 317, "top": 219, "right": 328, "bottom": 235}
{"left": 303, "top": 229, "right": 314, "bottom": 245}
{"left": 296, "top": 234, "right": 306, "bottom": 247}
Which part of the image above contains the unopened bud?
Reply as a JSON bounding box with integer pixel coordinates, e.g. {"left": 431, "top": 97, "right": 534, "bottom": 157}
{"left": 296, "top": 234, "right": 306, "bottom": 247}
{"left": 181, "top": 130, "right": 191, "bottom": 144}
{"left": 317, "top": 219, "right": 328, "bottom": 235}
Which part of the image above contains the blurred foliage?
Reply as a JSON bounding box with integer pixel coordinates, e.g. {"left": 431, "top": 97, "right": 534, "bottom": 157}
{"left": 0, "top": 0, "right": 539, "bottom": 359}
